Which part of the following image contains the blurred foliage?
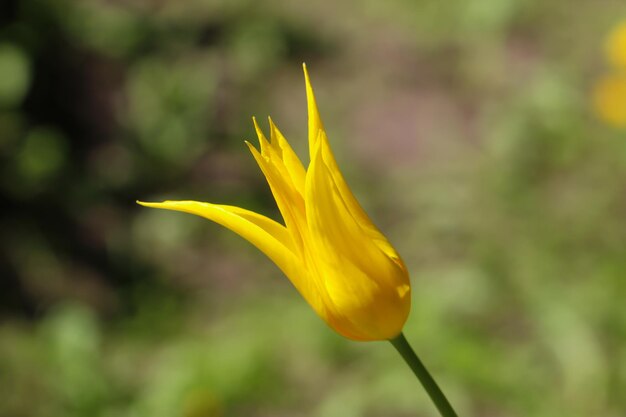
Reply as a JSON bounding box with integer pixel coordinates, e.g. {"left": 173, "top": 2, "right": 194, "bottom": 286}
{"left": 1, "top": 0, "right": 626, "bottom": 416}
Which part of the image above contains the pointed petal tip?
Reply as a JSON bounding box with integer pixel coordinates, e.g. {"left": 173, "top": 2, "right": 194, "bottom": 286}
{"left": 244, "top": 140, "right": 257, "bottom": 152}
{"left": 252, "top": 117, "right": 265, "bottom": 134}
{"left": 267, "top": 116, "right": 276, "bottom": 133}
{"left": 252, "top": 117, "right": 270, "bottom": 150}
{"left": 136, "top": 200, "right": 168, "bottom": 209}
{"left": 303, "top": 63, "right": 311, "bottom": 85}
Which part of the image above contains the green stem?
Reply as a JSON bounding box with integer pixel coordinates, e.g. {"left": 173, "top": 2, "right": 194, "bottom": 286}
{"left": 390, "top": 333, "right": 459, "bottom": 417}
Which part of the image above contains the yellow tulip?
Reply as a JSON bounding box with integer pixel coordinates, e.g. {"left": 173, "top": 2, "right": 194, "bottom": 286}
{"left": 592, "top": 72, "right": 626, "bottom": 128}
{"left": 138, "top": 64, "right": 411, "bottom": 341}
{"left": 606, "top": 20, "right": 626, "bottom": 70}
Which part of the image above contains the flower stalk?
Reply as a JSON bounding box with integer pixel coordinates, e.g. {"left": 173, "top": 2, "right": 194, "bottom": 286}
{"left": 390, "top": 333, "right": 459, "bottom": 417}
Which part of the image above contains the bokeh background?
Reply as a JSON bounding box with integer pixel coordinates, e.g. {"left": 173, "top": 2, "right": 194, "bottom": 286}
{"left": 2, "top": 0, "right": 626, "bottom": 416}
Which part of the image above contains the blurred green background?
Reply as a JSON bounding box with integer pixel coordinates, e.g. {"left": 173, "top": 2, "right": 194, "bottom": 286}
{"left": 2, "top": 0, "right": 626, "bottom": 416}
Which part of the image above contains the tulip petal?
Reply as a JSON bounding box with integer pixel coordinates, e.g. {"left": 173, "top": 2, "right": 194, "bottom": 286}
{"left": 306, "top": 134, "right": 398, "bottom": 276}
{"left": 252, "top": 118, "right": 305, "bottom": 197}
{"left": 302, "top": 65, "right": 402, "bottom": 263}
{"left": 246, "top": 141, "right": 307, "bottom": 254}
{"left": 136, "top": 200, "right": 301, "bottom": 282}
{"left": 303, "top": 63, "right": 325, "bottom": 159}
{"left": 320, "top": 132, "right": 405, "bottom": 263}
{"left": 304, "top": 136, "right": 410, "bottom": 340}
{"left": 268, "top": 117, "right": 306, "bottom": 195}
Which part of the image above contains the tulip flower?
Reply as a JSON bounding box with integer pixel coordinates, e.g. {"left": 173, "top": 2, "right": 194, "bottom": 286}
{"left": 592, "top": 73, "right": 626, "bottom": 128}
{"left": 592, "top": 20, "right": 626, "bottom": 129}
{"left": 606, "top": 19, "right": 626, "bottom": 70}
{"left": 139, "top": 65, "right": 411, "bottom": 341}
{"left": 138, "top": 65, "right": 458, "bottom": 417}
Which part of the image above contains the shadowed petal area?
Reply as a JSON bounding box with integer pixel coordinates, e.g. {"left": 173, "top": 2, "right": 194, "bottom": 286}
{"left": 136, "top": 200, "right": 301, "bottom": 283}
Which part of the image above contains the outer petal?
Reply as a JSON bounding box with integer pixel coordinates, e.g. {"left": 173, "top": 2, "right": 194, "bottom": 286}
{"left": 137, "top": 200, "right": 302, "bottom": 285}
{"left": 303, "top": 63, "right": 325, "bottom": 159}
{"left": 304, "top": 138, "right": 411, "bottom": 341}
{"left": 321, "top": 132, "right": 406, "bottom": 263}
{"left": 302, "top": 65, "right": 403, "bottom": 262}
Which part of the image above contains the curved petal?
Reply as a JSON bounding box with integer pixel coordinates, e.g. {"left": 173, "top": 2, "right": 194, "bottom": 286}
{"left": 245, "top": 141, "right": 307, "bottom": 255}
{"left": 268, "top": 117, "right": 306, "bottom": 195}
{"left": 304, "top": 139, "right": 411, "bottom": 340}
{"left": 303, "top": 63, "right": 325, "bottom": 159}
{"left": 137, "top": 200, "right": 302, "bottom": 284}
{"left": 306, "top": 136, "right": 382, "bottom": 271}
{"left": 302, "top": 65, "right": 403, "bottom": 263}
{"left": 252, "top": 118, "right": 305, "bottom": 199}
{"left": 320, "top": 132, "right": 405, "bottom": 263}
